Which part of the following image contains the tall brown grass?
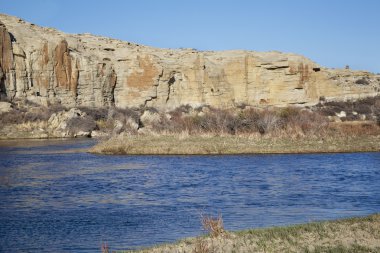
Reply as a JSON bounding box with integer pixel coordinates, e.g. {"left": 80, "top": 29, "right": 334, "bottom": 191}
{"left": 201, "top": 213, "right": 225, "bottom": 238}
{"left": 192, "top": 237, "right": 210, "bottom": 253}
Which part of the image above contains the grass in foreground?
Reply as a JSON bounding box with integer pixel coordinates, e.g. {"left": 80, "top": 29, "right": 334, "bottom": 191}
{"left": 117, "top": 213, "right": 380, "bottom": 253}
{"left": 90, "top": 134, "right": 380, "bottom": 155}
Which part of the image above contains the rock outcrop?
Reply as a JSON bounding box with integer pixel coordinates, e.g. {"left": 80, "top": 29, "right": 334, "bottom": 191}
{"left": 47, "top": 108, "right": 96, "bottom": 137}
{"left": 0, "top": 13, "right": 379, "bottom": 110}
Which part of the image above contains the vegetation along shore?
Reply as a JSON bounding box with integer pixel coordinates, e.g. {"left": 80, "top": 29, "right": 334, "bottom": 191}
{"left": 1, "top": 96, "right": 380, "bottom": 155}
{"left": 109, "top": 213, "right": 380, "bottom": 253}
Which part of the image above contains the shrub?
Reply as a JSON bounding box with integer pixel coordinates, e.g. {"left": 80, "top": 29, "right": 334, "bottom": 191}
{"left": 201, "top": 213, "right": 225, "bottom": 238}
{"left": 323, "top": 101, "right": 352, "bottom": 113}
{"left": 66, "top": 116, "right": 97, "bottom": 134}
{"left": 108, "top": 107, "right": 140, "bottom": 122}
{"left": 0, "top": 109, "right": 25, "bottom": 125}
{"left": 197, "top": 108, "right": 236, "bottom": 134}
{"left": 256, "top": 110, "right": 282, "bottom": 134}
{"left": 0, "top": 102, "right": 68, "bottom": 126}
{"left": 23, "top": 107, "right": 52, "bottom": 122}
{"left": 77, "top": 106, "right": 108, "bottom": 121}
{"left": 284, "top": 109, "right": 328, "bottom": 135}
{"left": 172, "top": 104, "right": 193, "bottom": 114}
{"left": 236, "top": 108, "right": 261, "bottom": 132}
{"left": 319, "top": 107, "right": 339, "bottom": 116}
{"left": 48, "top": 103, "right": 67, "bottom": 113}
{"left": 97, "top": 107, "right": 140, "bottom": 134}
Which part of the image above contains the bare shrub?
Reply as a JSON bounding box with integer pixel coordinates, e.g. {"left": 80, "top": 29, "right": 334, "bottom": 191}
{"left": 323, "top": 101, "right": 350, "bottom": 111}
{"left": 23, "top": 107, "right": 52, "bottom": 122}
{"left": 161, "top": 106, "right": 237, "bottom": 135}
{"left": 256, "top": 109, "right": 282, "bottom": 134}
{"left": 66, "top": 116, "right": 97, "bottom": 134}
{"left": 0, "top": 109, "right": 25, "bottom": 125}
{"left": 236, "top": 108, "right": 261, "bottom": 133}
{"left": 99, "top": 107, "right": 140, "bottom": 134}
{"left": 149, "top": 113, "right": 175, "bottom": 133}
{"left": 171, "top": 104, "right": 193, "bottom": 115}
{"left": 137, "top": 105, "right": 159, "bottom": 115}
{"left": 319, "top": 107, "right": 337, "bottom": 116}
{"left": 108, "top": 107, "right": 140, "bottom": 122}
{"left": 279, "top": 106, "right": 301, "bottom": 119}
{"left": 201, "top": 213, "right": 225, "bottom": 238}
{"left": 47, "top": 103, "right": 67, "bottom": 114}
{"left": 78, "top": 106, "right": 108, "bottom": 121}
{"left": 0, "top": 102, "right": 68, "bottom": 126}
{"left": 353, "top": 103, "right": 372, "bottom": 115}
{"left": 283, "top": 109, "right": 329, "bottom": 135}
{"left": 147, "top": 106, "right": 333, "bottom": 136}
{"left": 197, "top": 108, "right": 236, "bottom": 134}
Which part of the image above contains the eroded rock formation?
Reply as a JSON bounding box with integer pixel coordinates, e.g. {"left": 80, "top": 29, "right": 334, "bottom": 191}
{"left": 0, "top": 13, "right": 379, "bottom": 109}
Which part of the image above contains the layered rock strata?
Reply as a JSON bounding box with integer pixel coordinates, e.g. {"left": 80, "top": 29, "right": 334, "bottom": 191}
{"left": 0, "top": 14, "right": 379, "bottom": 110}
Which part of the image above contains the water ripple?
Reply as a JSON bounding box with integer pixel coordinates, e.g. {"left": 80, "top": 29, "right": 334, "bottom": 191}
{"left": 0, "top": 140, "right": 379, "bottom": 252}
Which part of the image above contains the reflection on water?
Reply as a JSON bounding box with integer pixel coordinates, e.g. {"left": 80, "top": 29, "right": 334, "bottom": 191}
{"left": 0, "top": 139, "right": 379, "bottom": 252}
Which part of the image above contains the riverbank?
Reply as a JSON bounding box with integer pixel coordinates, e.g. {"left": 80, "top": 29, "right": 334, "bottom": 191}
{"left": 1, "top": 96, "right": 380, "bottom": 142}
{"left": 90, "top": 134, "right": 380, "bottom": 155}
{"left": 119, "top": 214, "right": 380, "bottom": 253}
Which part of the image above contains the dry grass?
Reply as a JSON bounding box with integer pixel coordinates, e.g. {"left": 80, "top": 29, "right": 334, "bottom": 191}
{"left": 89, "top": 132, "right": 380, "bottom": 155}
{"left": 201, "top": 214, "right": 225, "bottom": 238}
{"left": 192, "top": 237, "right": 210, "bottom": 253}
{"left": 119, "top": 213, "right": 380, "bottom": 253}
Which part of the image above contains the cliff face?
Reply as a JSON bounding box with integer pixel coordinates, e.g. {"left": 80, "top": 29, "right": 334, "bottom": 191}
{"left": 0, "top": 14, "right": 379, "bottom": 109}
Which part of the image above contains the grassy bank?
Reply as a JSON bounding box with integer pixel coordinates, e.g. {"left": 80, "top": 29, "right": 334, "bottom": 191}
{"left": 90, "top": 134, "right": 380, "bottom": 155}
{"left": 118, "top": 214, "right": 380, "bottom": 253}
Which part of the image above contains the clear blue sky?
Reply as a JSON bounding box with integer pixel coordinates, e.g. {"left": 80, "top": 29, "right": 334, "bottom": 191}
{"left": 1, "top": 0, "right": 379, "bottom": 73}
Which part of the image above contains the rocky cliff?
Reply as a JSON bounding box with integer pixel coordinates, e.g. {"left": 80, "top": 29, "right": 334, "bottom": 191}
{"left": 0, "top": 13, "right": 379, "bottom": 109}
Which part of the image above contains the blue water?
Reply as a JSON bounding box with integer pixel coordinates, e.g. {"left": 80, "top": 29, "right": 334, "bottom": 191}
{"left": 0, "top": 139, "right": 379, "bottom": 252}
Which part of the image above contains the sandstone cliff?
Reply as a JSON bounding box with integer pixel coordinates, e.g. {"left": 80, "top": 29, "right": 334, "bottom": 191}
{"left": 0, "top": 13, "right": 379, "bottom": 109}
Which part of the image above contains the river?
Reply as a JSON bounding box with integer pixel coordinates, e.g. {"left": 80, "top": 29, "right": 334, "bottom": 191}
{"left": 0, "top": 139, "right": 379, "bottom": 252}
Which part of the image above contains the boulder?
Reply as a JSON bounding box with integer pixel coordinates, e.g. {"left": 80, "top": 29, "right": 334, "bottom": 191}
{"left": 112, "top": 119, "right": 124, "bottom": 135}
{"left": 336, "top": 111, "right": 347, "bottom": 118}
{"left": 125, "top": 117, "right": 139, "bottom": 130}
{"left": 140, "top": 110, "right": 161, "bottom": 127}
{"left": 48, "top": 108, "right": 96, "bottom": 137}
{"left": 91, "top": 130, "right": 108, "bottom": 138}
{"left": 0, "top": 102, "right": 12, "bottom": 113}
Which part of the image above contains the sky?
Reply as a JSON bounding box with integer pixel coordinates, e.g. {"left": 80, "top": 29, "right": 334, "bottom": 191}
{"left": 1, "top": 0, "right": 379, "bottom": 73}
